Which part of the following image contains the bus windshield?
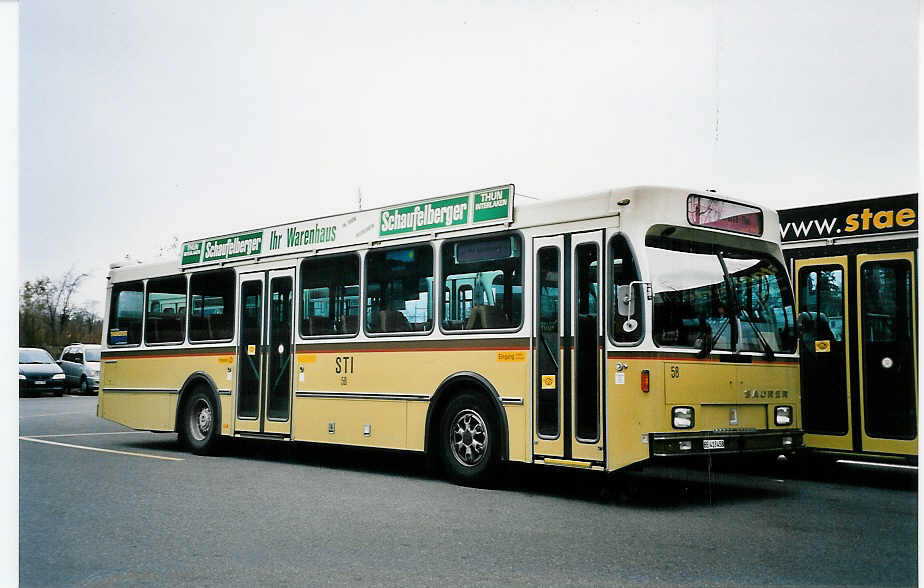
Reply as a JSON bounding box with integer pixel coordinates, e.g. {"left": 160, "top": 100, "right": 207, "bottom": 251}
{"left": 647, "top": 232, "right": 796, "bottom": 354}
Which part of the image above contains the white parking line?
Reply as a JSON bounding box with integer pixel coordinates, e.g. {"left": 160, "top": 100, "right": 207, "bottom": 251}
{"left": 19, "top": 411, "right": 89, "bottom": 419}
{"left": 27, "top": 431, "right": 155, "bottom": 438}
{"left": 19, "top": 437, "right": 184, "bottom": 461}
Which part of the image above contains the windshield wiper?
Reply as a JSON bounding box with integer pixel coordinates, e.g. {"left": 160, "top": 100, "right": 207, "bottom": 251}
{"left": 739, "top": 310, "right": 774, "bottom": 359}
{"left": 717, "top": 254, "right": 774, "bottom": 360}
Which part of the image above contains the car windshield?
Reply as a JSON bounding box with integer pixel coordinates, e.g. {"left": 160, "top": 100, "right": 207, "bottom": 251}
{"left": 84, "top": 348, "right": 101, "bottom": 362}
{"left": 19, "top": 349, "right": 54, "bottom": 364}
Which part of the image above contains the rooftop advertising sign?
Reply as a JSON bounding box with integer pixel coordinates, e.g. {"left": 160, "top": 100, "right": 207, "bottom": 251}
{"left": 180, "top": 184, "right": 514, "bottom": 268}
{"left": 778, "top": 193, "right": 917, "bottom": 243}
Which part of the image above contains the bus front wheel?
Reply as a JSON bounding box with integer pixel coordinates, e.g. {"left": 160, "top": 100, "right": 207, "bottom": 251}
{"left": 439, "top": 392, "right": 501, "bottom": 487}
{"left": 179, "top": 387, "right": 220, "bottom": 455}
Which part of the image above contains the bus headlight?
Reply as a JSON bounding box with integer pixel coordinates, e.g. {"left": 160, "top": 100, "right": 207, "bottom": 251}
{"left": 672, "top": 406, "right": 694, "bottom": 429}
{"left": 775, "top": 405, "right": 793, "bottom": 426}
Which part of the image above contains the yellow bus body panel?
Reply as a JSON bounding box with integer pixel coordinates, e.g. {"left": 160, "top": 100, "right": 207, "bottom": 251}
{"left": 292, "top": 346, "right": 529, "bottom": 460}
{"left": 100, "top": 351, "right": 235, "bottom": 433}
{"left": 606, "top": 356, "right": 800, "bottom": 471}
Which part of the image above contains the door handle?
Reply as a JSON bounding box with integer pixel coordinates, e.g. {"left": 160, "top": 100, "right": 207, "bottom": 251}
{"left": 103, "top": 360, "right": 118, "bottom": 364}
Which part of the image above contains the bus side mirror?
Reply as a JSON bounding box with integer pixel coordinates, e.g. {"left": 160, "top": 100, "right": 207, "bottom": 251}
{"left": 616, "top": 281, "right": 652, "bottom": 316}
{"left": 616, "top": 285, "right": 635, "bottom": 317}
{"left": 616, "top": 281, "right": 652, "bottom": 333}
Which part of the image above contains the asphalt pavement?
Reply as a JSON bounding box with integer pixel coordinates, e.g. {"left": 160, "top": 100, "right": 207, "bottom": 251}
{"left": 19, "top": 395, "right": 918, "bottom": 587}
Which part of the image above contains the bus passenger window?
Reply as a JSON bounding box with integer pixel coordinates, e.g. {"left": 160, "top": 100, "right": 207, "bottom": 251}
{"left": 441, "top": 234, "right": 522, "bottom": 331}
{"left": 300, "top": 254, "right": 360, "bottom": 336}
{"left": 189, "top": 269, "right": 235, "bottom": 342}
{"left": 609, "top": 234, "right": 642, "bottom": 343}
{"left": 145, "top": 275, "right": 188, "bottom": 344}
{"left": 365, "top": 246, "right": 433, "bottom": 334}
{"left": 108, "top": 281, "right": 143, "bottom": 345}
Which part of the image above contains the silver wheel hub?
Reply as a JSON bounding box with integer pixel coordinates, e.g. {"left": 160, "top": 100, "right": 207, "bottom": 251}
{"left": 189, "top": 399, "right": 212, "bottom": 442}
{"left": 450, "top": 409, "right": 488, "bottom": 467}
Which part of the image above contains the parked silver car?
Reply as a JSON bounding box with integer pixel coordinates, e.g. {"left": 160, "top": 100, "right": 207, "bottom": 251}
{"left": 58, "top": 343, "right": 101, "bottom": 395}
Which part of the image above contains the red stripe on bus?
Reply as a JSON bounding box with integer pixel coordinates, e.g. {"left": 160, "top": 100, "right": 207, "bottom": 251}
{"left": 102, "top": 351, "right": 234, "bottom": 359}
{"left": 298, "top": 346, "right": 531, "bottom": 354}
{"left": 606, "top": 354, "right": 798, "bottom": 365}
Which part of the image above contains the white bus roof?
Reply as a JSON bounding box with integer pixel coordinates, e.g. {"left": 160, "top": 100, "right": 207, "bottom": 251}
{"left": 108, "top": 184, "right": 777, "bottom": 283}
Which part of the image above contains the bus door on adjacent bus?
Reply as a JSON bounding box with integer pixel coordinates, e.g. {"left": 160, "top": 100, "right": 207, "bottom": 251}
{"left": 795, "top": 257, "right": 853, "bottom": 452}
{"left": 235, "top": 269, "right": 295, "bottom": 436}
{"left": 796, "top": 253, "right": 917, "bottom": 457}
{"left": 532, "top": 232, "right": 605, "bottom": 465}
{"left": 856, "top": 252, "right": 917, "bottom": 456}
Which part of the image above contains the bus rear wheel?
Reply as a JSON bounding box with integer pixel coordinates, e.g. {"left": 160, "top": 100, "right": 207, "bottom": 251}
{"left": 439, "top": 392, "right": 500, "bottom": 487}
{"left": 178, "top": 387, "right": 220, "bottom": 455}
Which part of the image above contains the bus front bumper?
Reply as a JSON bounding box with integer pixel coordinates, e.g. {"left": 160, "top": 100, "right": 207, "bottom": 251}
{"left": 650, "top": 430, "right": 803, "bottom": 457}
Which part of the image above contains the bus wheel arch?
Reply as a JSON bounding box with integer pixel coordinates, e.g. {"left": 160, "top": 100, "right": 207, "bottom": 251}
{"left": 426, "top": 372, "right": 509, "bottom": 484}
{"left": 176, "top": 372, "right": 222, "bottom": 455}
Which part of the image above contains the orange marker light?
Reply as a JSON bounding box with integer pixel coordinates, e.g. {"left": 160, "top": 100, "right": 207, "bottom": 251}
{"left": 641, "top": 369, "right": 650, "bottom": 393}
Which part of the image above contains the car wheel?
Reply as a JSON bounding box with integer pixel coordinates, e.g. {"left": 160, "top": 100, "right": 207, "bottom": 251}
{"left": 439, "top": 392, "right": 501, "bottom": 487}
{"left": 178, "top": 387, "right": 220, "bottom": 455}
{"left": 80, "top": 377, "right": 88, "bottom": 395}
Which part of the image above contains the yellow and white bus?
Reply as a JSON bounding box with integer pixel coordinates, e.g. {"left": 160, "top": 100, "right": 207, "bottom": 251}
{"left": 99, "top": 185, "right": 802, "bottom": 484}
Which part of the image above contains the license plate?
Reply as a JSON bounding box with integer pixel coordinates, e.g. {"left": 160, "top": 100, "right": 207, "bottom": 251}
{"left": 703, "top": 439, "right": 725, "bottom": 450}
{"left": 35, "top": 380, "right": 45, "bottom": 385}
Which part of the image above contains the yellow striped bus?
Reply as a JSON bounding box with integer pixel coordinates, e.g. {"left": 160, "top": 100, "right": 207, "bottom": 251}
{"left": 99, "top": 185, "right": 803, "bottom": 485}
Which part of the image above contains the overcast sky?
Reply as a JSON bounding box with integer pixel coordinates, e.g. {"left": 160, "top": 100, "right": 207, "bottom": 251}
{"left": 19, "top": 0, "right": 919, "bottom": 311}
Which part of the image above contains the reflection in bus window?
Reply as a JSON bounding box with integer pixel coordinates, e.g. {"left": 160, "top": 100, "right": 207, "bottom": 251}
{"left": 797, "top": 265, "right": 848, "bottom": 435}
{"left": 648, "top": 248, "right": 733, "bottom": 351}
{"left": 267, "top": 276, "right": 292, "bottom": 420}
{"left": 648, "top": 236, "right": 796, "bottom": 353}
{"left": 189, "top": 269, "right": 234, "bottom": 341}
{"left": 145, "top": 275, "right": 187, "bottom": 344}
{"left": 536, "top": 247, "right": 559, "bottom": 438}
{"left": 300, "top": 255, "right": 360, "bottom": 336}
{"left": 610, "top": 234, "right": 642, "bottom": 343}
{"left": 861, "top": 262, "right": 913, "bottom": 343}
{"left": 237, "top": 281, "right": 262, "bottom": 419}
{"left": 799, "top": 269, "right": 844, "bottom": 341}
{"left": 442, "top": 234, "right": 522, "bottom": 331}
{"left": 108, "top": 281, "right": 144, "bottom": 345}
{"left": 724, "top": 256, "right": 797, "bottom": 353}
{"left": 574, "top": 243, "right": 599, "bottom": 442}
{"left": 861, "top": 260, "right": 915, "bottom": 440}
{"left": 366, "top": 246, "right": 433, "bottom": 333}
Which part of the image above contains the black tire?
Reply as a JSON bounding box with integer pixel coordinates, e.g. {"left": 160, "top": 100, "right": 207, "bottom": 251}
{"left": 80, "top": 377, "right": 89, "bottom": 395}
{"left": 178, "top": 387, "right": 220, "bottom": 455}
{"left": 439, "top": 392, "right": 502, "bottom": 487}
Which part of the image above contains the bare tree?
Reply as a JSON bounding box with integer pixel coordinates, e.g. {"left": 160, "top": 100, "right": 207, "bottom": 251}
{"left": 20, "top": 269, "right": 100, "bottom": 355}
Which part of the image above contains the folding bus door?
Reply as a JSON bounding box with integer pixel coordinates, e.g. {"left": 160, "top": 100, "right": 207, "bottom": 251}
{"left": 532, "top": 231, "right": 605, "bottom": 465}
{"left": 856, "top": 252, "right": 917, "bottom": 456}
{"left": 235, "top": 269, "right": 295, "bottom": 437}
{"left": 794, "top": 256, "right": 853, "bottom": 452}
